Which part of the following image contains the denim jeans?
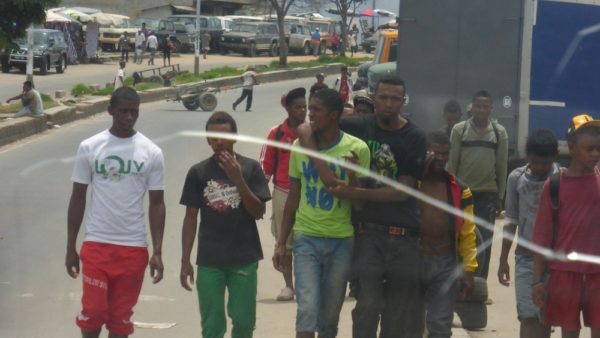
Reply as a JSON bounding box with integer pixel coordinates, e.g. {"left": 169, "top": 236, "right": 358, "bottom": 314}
{"left": 293, "top": 233, "right": 353, "bottom": 338}
{"left": 515, "top": 254, "right": 544, "bottom": 321}
{"left": 351, "top": 228, "right": 425, "bottom": 338}
{"left": 422, "top": 253, "right": 460, "bottom": 338}
{"left": 472, "top": 191, "right": 498, "bottom": 280}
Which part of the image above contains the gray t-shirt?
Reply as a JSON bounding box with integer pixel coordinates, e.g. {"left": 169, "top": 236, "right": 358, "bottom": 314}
{"left": 504, "top": 164, "right": 561, "bottom": 247}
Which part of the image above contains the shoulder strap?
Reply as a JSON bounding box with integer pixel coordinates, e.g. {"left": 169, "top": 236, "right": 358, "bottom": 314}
{"left": 271, "top": 123, "right": 285, "bottom": 182}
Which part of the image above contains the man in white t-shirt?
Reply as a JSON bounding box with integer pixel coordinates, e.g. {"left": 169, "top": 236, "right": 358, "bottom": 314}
{"left": 114, "top": 60, "right": 126, "bottom": 91}
{"left": 134, "top": 30, "right": 145, "bottom": 64}
{"left": 232, "top": 66, "right": 258, "bottom": 112}
{"left": 146, "top": 32, "right": 158, "bottom": 66}
{"left": 66, "top": 86, "right": 166, "bottom": 338}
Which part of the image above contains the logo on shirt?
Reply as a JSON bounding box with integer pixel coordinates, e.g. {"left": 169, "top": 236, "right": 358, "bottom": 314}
{"left": 302, "top": 159, "right": 346, "bottom": 211}
{"left": 95, "top": 155, "right": 145, "bottom": 181}
{"left": 372, "top": 143, "right": 398, "bottom": 178}
{"left": 204, "top": 179, "right": 241, "bottom": 212}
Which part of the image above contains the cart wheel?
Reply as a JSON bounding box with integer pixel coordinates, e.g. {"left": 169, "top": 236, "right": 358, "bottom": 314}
{"left": 149, "top": 75, "right": 163, "bottom": 83}
{"left": 183, "top": 97, "right": 200, "bottom": 111}
{"left": 198, "top": 92, "right": 218, "bottom": 111}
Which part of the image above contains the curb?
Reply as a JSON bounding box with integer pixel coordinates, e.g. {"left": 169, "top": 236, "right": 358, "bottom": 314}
{"left": 0, "top": 63, "right": 350, "bottom": 148}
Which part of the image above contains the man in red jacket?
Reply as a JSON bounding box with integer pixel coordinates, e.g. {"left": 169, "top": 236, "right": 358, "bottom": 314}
{"left": 259, "top": 87, "right": 307, "bottom": 301}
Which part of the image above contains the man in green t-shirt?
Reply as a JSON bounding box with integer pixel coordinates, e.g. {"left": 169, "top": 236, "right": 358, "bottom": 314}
{"left": 273, "top": 88, "right": 370, "bottom": 338}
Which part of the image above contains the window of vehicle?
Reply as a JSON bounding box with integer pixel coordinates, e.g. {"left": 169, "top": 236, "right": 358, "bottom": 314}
{"left": 268, "top": 25, "right": 278, "bottom": 34}
{"left": 231, "top": 23, "right": 256, "bottom": 33}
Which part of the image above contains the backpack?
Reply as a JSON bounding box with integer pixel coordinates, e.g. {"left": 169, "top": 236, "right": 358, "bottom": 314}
{"left": 271, "top": 124, "right": 285, "bottom": 182}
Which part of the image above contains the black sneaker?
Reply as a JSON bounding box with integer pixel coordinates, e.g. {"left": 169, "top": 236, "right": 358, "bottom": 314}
{"left": 245, "top": 109, "right": 251, "bottom": 112}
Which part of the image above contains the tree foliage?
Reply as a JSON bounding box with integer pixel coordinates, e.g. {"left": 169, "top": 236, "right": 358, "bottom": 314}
{"left": 0, "top": 0, "right": 61, "bottom": 50}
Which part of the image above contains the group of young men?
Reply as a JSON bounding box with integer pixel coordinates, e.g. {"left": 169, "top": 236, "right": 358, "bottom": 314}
{"left": 65, "top": 73, "right": 600, "bottom": 338}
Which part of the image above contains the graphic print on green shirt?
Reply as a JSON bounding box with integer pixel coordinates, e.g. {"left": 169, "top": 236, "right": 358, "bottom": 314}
{"left": 289, "top": 133, "right": 370, "bottom": 238}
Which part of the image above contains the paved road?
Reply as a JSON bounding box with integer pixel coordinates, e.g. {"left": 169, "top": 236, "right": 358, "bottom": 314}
{"left": 0, "top": 52, "right": 369, "bottom": 101}
{"left": 0, "top": 75, "right": 528, "bottom": 338}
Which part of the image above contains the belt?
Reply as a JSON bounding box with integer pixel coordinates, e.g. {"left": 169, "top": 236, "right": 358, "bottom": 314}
{"left": 362, "top": 222, "right": 419, "bottom": 237}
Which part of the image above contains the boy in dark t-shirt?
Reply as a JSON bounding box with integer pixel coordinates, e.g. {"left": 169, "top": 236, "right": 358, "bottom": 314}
{"left": 179, "top": 111, "right": 271, "bottom": 337}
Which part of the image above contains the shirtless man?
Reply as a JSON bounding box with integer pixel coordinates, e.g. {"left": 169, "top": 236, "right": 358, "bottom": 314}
{"left": 420, "top": 131, "right": 478, "bottom": 338}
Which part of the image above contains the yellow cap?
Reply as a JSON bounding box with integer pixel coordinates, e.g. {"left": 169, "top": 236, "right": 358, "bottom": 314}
{"left": 568, "top": 114, "right": 600, "bottom": 135}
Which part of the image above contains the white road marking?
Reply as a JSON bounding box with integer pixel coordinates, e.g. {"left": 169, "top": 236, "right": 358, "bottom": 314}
{"left": 134, "top": 322, "right": 176, "bottom": 329}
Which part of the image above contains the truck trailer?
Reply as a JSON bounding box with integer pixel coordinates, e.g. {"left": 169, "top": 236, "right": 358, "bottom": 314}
{"left": 368, "top": 0, "right": 600, "bottom": 156}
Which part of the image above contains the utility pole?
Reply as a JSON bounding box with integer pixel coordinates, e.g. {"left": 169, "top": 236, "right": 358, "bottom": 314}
{"left": 26, "top": 24, "right": 34, "bottom": 84}
{"left": 194, "top": 0, "right": 201, "bottom": 75}
{"left": 371, "top": 0, "right": 376, "bottom": 28}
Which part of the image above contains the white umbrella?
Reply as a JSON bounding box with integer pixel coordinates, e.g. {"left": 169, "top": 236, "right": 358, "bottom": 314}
{"left": 89, "top": 12, "right": 129, "bottom": 26}
{"left": 45, "top": 10, "right": 75, "bottom": 23}
{"left": 60, "top": 8, "right": 93, "bottom": 22}
{"left": 374, "top": 9, "right": 396, "bottom": 17}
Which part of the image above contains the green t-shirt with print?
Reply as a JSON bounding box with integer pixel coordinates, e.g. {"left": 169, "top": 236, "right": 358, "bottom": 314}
{"left": 289, "top": 132, "right": 370, "bottom": 238}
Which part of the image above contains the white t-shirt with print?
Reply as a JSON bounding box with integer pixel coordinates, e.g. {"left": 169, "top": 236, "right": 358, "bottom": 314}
{"left": 71, "top": 130, "right": 165, "bottom": 247}
{"left": 241, "top": 70, "right": 256, "bottom": 89}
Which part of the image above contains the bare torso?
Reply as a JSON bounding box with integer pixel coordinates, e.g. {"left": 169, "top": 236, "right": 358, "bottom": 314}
{"left": 419, "top": 179, "right": 454, "bottom": 256}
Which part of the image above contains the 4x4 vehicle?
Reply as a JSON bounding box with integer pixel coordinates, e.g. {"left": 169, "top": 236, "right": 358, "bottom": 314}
{"left": 220, "top": 22, "right": 279, "bottom": 57}
{"left": 98, "top": 19, "right": 139, "bottom": 51}
{"left": 168, "top": 15, "right": 226, "bottom": 51}
{"left": 2, "top": 29, "right": 68, "bottom": 75}
{"left": 355, "top": 29, "right": 398, "bottom": 90}
{"left": 286, "top": 23, "right": 312, "bottom": 55}
{"left": 156, "top": 20, "right": 195, "bottom": 53}
{"left": 304, "top": 18, "right": 341, "bottom": 55}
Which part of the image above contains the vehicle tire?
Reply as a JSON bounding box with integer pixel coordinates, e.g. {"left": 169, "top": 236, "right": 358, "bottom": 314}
{"left": 303, "top": 42, "right": 311, "bottom": 56}
{"left": 247, "top": 42, "right": 257, "bottom": 57}
{"left": 56, "top": 56, "right": 66, "bottom": 73}
{"left": 1, "top": 62, "right": 9, "bottom": 73}
{"left": 149, "top": 75, "right": 163, "bottom": 83}
{"left": 173, "top": 40, "right": 182, "bottom": 53}
{"left": 182, "top": 97, "right": 200, "bottom": 111}
{"left": 269, "top": 42, "right": 278, "bottom": 57}
{"left": 220, "top": 47, "right": 228, "bottom": 55}
{"left": 198, "top": 92, "right": 217, "bottom": 111}
{"left": 18, "top": 65, "right": 26, "bottom": 73}
{"left": 459, "top": 277, "right": 488, "bottom": 303}
{"left": 365, "top": 45, "right": 372, "bottom": 53}
{"left": 455, "top": 302, "right": 487, "bottom": 330}
{"left": 40, "top": 57, "right": 48, "bottom": 75}
{"left": 474, "top": 227, "right": 488, "bottom": 278}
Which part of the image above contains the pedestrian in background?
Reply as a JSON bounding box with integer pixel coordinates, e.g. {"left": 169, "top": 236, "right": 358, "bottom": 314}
{"left": 180, "top": 111, "right": 270, "bottom": 338}
{"left": 113, "top": 60, "right": 126, "bottom": 91}
{"left": 118, "top": 32, "right": 129, "bottom": 62}
{"left": 311, "top": 28, "right": 321, "bottom": 56}
{"left": 161, "top": 35, "right": 172, "bottom": 67}
{"left": 5, "top": 81, "right": 43, "bottom": 118}
{"left": 440, "top": 99, "right": 462, "bottom": 138}
{"left": 201, "top": 32, "right": 211, "bottom": 59}
{"left": 532, "top": 115, "right": 600, "bottom": 338}
{"left": 333, "top": 65, "right": 353, "bottom": 104}
{"left": 447, "top": 90, "right": 509, "bottom": 285}
{"left": 66, "top": 87, "right": 166, "bottom": 338}
{"left": 134, "top": 30, "right": 145, "bottom": 64}
{"left": 309, "top": 73, "right": 328, "bottom": 100}
{"left": 260, "top": 87, "right": 307, "bottom": 302}
{"left": 233, "top": 66, "right": 258, "bottom": 112}
{"left": 498, "top": 129, "right": 559, "bottom": 338}
{"left": 146, "top": 32, "right": 158, "bottom": 66}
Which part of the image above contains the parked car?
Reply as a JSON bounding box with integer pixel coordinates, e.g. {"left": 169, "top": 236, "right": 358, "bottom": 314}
{"left": 156, "top": 20, "right": 195, "bottom": 53}
{"left": 304, "top": 17, "right": 341, "bottom": 55}
{"left": 220, "top": 21, "right": 280, "bottom": 57}
{"left": 98, "top": 19, "right": 139, "bottom": 51}
{"left": 2, "top": 29, "right": 68, "bottom": 75}
{"left": 286, "top": 23, "right": 312, "bottom": 55}
{"left": 168, "top": 15, "right": 226, "bottom": 51}
{"left": 216, "top": 16, "right": 233, "bottom": 33}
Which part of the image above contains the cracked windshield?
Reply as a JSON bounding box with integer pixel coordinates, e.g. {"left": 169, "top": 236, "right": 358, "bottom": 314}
{"left": 2, "top": 0, "right": 600, "bottom": 337}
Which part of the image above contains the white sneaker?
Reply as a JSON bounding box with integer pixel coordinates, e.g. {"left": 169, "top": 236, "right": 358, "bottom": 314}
{"left": 276, "top": 287, "right": 294, "bottom": 301}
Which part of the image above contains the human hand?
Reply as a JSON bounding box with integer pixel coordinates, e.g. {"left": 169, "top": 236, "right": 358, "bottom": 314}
{"left": 497, "top": 260, "right": 511, "bottom": 286}
{"left": 272, "top": 245, "right": 289, "bottom": 273}
{"left": 180, "top": 261, "right": 195, "bottom": 291}
{"left": 65, "top": 249, "right": 80, "bottom": 278}
{"left": 149, "top": 253, "right": 164, "bottom": 284}
{"left": 459, "top": 271, "right": 474, "bottom": 299}
{"left": 496, "top": 199, "right": 504, "bottom": 217}
{"left": 216, "top": 151, "right": 243, "bottom": 185}
{"left": 532, "top": 282, "right": 546, "bottom": 308}
{"left": 326, "top": 181, "right": 355, "bottom": 199}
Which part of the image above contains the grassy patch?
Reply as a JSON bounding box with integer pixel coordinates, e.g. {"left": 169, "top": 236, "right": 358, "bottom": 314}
{"left": 71, "top": 81, "right": 164, "bottom": 97}
{"left": 268, "top": 55, "right": 371, "bottom": 70}
{"left": 71, "top": 83, "right": 93, "bottom": 97}
{"left": 0, "top": 93, "right": 59, "bottom": 114}
{"left": 133, "top": 82, "right": 163, "bottom": 91}
{"left": 172, "top": 66, "right": 242, "bottom": 85}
